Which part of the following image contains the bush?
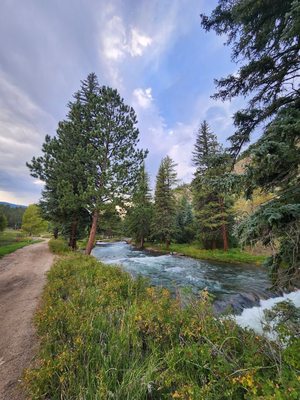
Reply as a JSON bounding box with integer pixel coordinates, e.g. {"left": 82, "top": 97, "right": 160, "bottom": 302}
{"left": 24, "top": 254, "right": 300, "bottom": 399}
{"left": 48, "top": 238, "right": 69, "bottom": 254}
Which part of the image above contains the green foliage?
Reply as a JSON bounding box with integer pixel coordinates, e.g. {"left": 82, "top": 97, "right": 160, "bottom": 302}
{"left": 0, "top": 229, "right": 36, "bottom": 257}
{"left": 192, "top": 122, "right": 234, "bottom": 250}
{"left": 145, "top": 243, "right": 265, "bottom": 265}
{"left": 201, "top": 0, "right": 300, "bottom": 155}
{"left": 48, "top": 238, "right": 70, "bottom": 254}
{"left": 0, "top": 204, "right": 25, "bottom": 229}
{"left": 125, "top": 165, "right": 153, "bottom": 248}
{"left": 202, "top": 1, "right": 300, "bottom": 286}
{"left": 0, "top": 211, "right": 7, "bottom": 232}
{"left": 21, "top": 204, "right": 48, "bottom": 236}
{"left": 192, "top": 120, "right": 221, "bottom": 174}
{"left": 97, "top": 203, "right": 123, "bottom": 238}
{"left": 174, "top": 196, "right": 195, "bottom": 243}
{"left": 152, "top": 156, "right": 177, "bottom": 247}
{"left": 27, "top": 73, "right": 146, "bottom": 252}
{"left": 24, "top": 254, "right": 300, "bottom": 399}
{"left": 236, "top": 107, "right": 300, "bottom": 288}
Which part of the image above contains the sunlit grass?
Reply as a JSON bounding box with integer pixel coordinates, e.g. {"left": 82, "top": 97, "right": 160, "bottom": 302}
{"left": 24, "top": 254, "right": 299, "bottom": 399}
{"left": 145, "top": 243, "right": 266, "bottom": 265}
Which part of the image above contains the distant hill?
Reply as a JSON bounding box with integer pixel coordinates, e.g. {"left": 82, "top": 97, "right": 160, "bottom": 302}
{"left": 0, "top": 201, "right": 26, "bottom": 208}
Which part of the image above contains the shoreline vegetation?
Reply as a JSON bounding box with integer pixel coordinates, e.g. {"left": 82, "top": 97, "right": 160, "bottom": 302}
{"left": 24, "top": 252, "right": 300, "bottom": 399}
{"left": 143, "top": 243, "right": 266, "bottom": 266}
{"left": 0, "top": 229, "right": 40, "bottom": 258}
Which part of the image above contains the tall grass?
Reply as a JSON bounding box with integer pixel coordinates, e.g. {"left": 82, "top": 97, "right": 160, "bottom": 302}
{"left": 24, "top": 254, "right": 300, "bottom": 399}
{"left": 48, "top": 238, "right": 70, "bottom": 254}
{"left": 145, "top": 243, "right": 266, "bottom": 265}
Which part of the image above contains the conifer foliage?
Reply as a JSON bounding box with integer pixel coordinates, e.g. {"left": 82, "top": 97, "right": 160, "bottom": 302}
{"left": 28, "top": 73, "right": 146, "bottom": 252}
{"left": 125, "top": 164, "right": 153, "bottom": 248}
{"left": 202, "top": 0, "right": 300, "bottom": 287}
{"left": 192, "top": 121, "right": 233, "bottom": 250}
{"left": 153, "top": 156, "right": 177, "bottom": 249}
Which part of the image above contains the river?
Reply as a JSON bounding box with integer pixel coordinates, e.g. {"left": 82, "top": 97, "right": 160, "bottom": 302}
{"left": 92, "top": 241, "right": 272, "bottom": 313}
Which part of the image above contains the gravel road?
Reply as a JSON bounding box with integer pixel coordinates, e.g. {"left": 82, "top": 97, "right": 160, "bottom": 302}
{"left": 0, "top": 241, "right": 54, "bottom": 400}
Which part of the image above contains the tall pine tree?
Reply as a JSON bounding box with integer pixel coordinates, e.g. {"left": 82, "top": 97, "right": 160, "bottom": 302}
{"left": 192, "top": 120, "right": 220, "bottom": 174}
{"left": 125, "top": 164, "right": 153, "bottom": 248}
{"left": 153, "top": 156, "right": 177, "bottom": 249}
{"left": 192, "top": 122, "right": 232, "bottom": 250}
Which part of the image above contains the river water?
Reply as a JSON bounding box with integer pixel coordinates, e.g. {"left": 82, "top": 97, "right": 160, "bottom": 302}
{"left": 92, "top": 241, "right": 271, "bottom": 312}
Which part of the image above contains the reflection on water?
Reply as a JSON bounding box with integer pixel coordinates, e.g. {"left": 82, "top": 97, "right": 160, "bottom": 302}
{"left": 92, "top": 242, "right": 271, "bottom": 306}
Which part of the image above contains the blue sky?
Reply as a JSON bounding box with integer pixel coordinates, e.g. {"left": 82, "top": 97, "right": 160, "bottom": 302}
{"left": 0, "top": 0, "right": 242, "bottom": 205}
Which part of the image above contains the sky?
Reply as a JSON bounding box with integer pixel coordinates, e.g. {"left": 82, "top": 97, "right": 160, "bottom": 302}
{"left": 0, "top": 0, "right": 242, "bottom": 206}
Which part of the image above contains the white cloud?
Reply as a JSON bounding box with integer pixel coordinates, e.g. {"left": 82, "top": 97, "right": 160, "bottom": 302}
{"left": 129, "top": 29, "right": 152, "bottom": 56}
{"left": 132, "top": 87, "right": 153, "bottom": 109}
{"left": 101, "top": 16, "right": 152, "bottom": 62}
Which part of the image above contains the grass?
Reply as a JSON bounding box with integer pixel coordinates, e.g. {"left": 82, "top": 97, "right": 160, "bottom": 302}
{"left": 145, "top": 243, "right": 266, "bottom": 265}
{"left": 24, "top": 254, "right": 300, "bottom": 399}
{"left": 48, "top": 238, "right": 70, "bottom": 254}
{"left": 0, "top": 229, "right": 37, "bottom": 257}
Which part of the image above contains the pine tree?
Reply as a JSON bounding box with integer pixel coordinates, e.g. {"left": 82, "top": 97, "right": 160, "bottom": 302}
{"left": 202, "top": 1, "right": 300, "bottom": 286}
{"left": 28, "top": 73, "right": 146, "bottom": 252}
{"left": 82, "top": 80, "right": 147, "bottom": 254}
{"left": 174, "top": 196, "right": 195, "bottom": 243}
{"left": 201, "top": 0, "right": 300, "bottom": 156}
{"left": 125, "top": 165, "right": 153, "bottom": 248}
{"left": 153, "top": 156, "right": 177, "bottom": 249}
{"left": 27, "top": 96, "right": 90, "bottom": 249}
{"left": 192, "top": 120, "right": 220, "bottom": 174}
{"left": 192, "top": 124, "right": 233, "bottom": 250}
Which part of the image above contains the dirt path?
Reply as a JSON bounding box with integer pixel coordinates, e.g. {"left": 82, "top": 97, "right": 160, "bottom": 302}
{"left": 0, "top": 241, "right": 54, "bottom": 400}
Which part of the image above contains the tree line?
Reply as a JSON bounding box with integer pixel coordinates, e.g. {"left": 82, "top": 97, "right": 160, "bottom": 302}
{"left": 27, "top": 0, "right": 299, "bottom": 289}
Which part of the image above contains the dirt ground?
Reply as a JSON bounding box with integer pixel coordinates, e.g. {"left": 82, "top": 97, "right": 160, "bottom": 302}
{"left": 0, "top": 241, "right": 54, "bottom": 400}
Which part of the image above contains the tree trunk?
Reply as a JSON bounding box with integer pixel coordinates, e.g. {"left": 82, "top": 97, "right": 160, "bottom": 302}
{"left": 219, "top": 196, "right": 228, "bottom": 252}
{"left": 140, "top": 236, "right": 144, "bottom": 249}
{"left": 222, "top": 223, "right": 228, "bottom": 251}
{"left": 212, "top": 239, "right": 216, "bottom": 250}
{"left": 53, "top": 227, "right": 58, "bottom": 239}
{"left": 86, "top": 210, "right": 98, "bottom": 255}
{"left": 166, "top": 238, "right": 170, "bottom": 251}
{"left": 69, "top": 218, "right": 78, "bottom": 250}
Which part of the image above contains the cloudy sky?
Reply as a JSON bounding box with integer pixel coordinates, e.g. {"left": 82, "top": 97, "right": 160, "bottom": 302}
{"left": 0, "top": 0, "right": 241, "bottom": 205}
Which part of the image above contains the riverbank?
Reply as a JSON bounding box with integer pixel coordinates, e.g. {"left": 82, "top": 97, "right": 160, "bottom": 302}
{"left": 24, "top": 253, "right": 299, "bottom": 399}
{"left": 144, "top": 243, "right": 266, "bottom": 265}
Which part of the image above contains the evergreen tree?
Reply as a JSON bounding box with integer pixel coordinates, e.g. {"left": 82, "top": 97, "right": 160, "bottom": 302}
{"left": 81, "top": 78, "right": 147, "bottom": 254}
{"left": 174, "top": 196, "right": 195, "bottom": 243}
{"left": 0, "top": 212, "right": 7, "bottom": 232}
{"left": 125, "top": 165, "right": 153, "bottom": 248}
{"left": 21, "top": 204, "right": 48, "bottom": 236}
{"left": 27, "top": 97, "right": 90, "bottom": 249}
{"left": 192, "top": 120, "right": 220, "bottom": 174}
{"left": 192, "top": 124, "right": 233, "bottom": 250}
{"left": 237, "top": 107, "right": 300, "bottom": 288}
{"left": 202, "top": 1, "right": 300, "bottom": 286}
{"left": 201, "top": 0, "right": 300, "bottom": 156}
{"left": 28, "top": 73, "right": 146, "bottom": 252}
{"left": 153, "top": 156, "right": 177, "bottom": 249}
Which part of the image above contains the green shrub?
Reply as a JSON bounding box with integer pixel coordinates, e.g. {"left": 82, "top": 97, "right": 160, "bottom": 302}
{"left": 48, "top": 238, "right": 69, "bottom": 254}
{"left": 24, "top": 254, "right": 300, "bottom": 399}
